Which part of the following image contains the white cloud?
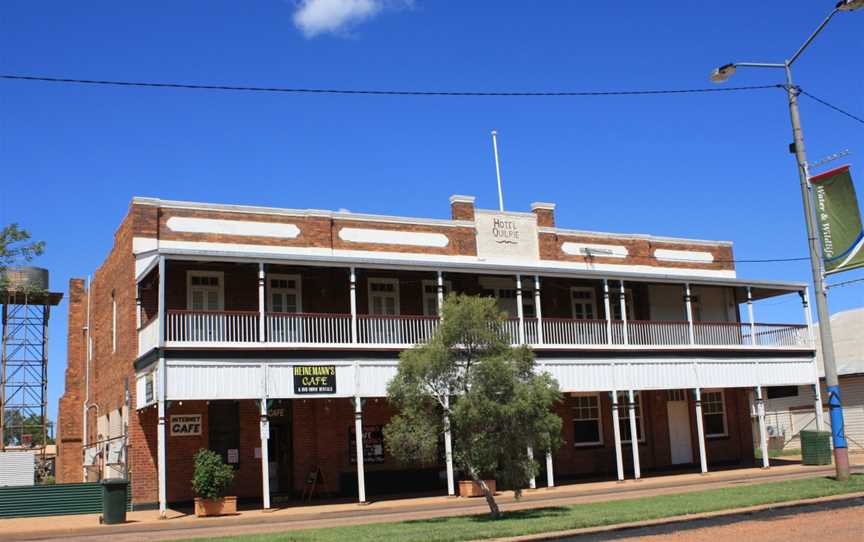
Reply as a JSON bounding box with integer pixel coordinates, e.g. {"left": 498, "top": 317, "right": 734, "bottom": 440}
{"left": 293, "top": 0, "right": 402, "bottom": 38}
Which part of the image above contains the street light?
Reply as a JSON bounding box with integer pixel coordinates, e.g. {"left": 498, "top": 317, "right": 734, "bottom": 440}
{"left": 710, "top": 2, "right": 858, "bottom": 481}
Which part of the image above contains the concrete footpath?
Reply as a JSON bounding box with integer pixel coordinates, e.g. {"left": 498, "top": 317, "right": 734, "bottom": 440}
{"left": 0, "top": 463, "right": 860, "bottom": 542}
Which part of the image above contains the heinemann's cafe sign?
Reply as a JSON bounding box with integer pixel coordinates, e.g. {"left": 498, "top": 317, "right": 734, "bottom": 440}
{"left": 811, "top": 165, "right": 864, "bottom": 274}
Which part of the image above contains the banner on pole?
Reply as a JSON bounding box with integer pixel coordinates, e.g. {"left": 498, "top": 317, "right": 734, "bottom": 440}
{"left": 810, "top": 165, "right": 864, "bottom": 275}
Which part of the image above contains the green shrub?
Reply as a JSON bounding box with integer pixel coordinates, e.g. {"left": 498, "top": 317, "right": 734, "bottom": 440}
{"left": 191, "top": 449, "right": 234, "bottom": 500}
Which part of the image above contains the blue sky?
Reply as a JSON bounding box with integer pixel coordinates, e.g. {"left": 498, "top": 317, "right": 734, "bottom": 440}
{"left": 1, "top": 1, "right": 862, "bottom": 425}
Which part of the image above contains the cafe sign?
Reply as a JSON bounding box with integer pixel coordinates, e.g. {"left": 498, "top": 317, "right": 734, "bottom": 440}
{"left": 293, "top": 365, "right": 337, "bottom": 394}
{"left": 170, "top": 414, "right": 202, "bottom": 436}
{"left": 475, "top": 210, "right": 539, "bottom": 263}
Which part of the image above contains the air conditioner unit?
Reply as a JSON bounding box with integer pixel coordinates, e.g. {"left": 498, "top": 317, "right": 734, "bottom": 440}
{"left": 766, "top": 425, "right": 785, "bottom": 438}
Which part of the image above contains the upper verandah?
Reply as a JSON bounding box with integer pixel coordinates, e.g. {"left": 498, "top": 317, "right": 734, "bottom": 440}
{"left": 126, "top": 194, "right": 739, "bottom": 282}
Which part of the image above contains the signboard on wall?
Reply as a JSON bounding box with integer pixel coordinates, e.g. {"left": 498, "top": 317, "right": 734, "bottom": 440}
{"left": 349, "top": 425, "right": 385, "bottom": 463}
{"left": 475, "top": 210, "right": 539, "bottom": 263}
{"left": 169, "top": 414, "right": 202, "bottom": 436}
{"left": 293, "top": 365, "right": 337, "bottom": 394}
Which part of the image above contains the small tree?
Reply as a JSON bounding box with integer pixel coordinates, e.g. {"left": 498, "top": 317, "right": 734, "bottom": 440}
{"left": 0, "top": 223, "right": 44, "bottom": 272}
{"left": 384, "top": 294, "right": 562, "bottom": 518}
{"left": 191, "top": 449, "right": 235, "bottom": 500}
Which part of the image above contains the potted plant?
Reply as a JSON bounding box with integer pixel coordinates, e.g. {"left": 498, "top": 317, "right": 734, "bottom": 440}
{"left": 192, "top": 449, "right": 236, "bottom": 517}
{"left": 458, "top": 478, "right": 496, "bottom": 498}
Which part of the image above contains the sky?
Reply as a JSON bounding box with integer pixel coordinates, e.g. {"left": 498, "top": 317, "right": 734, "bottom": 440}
{"left": 1, "top": 1, "right": 862, "bottom": 426}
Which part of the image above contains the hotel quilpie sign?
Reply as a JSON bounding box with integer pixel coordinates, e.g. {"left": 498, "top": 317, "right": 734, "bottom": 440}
{"left": 475, "top": 210, "right": 539, "bottom": 262}
{"left": 293, "top": 365, "right": 337, "bottom": 394}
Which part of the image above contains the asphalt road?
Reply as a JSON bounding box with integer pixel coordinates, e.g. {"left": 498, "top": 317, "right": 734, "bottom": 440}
{"left": 563, "top": 498, "right": 864, "bottom": 541}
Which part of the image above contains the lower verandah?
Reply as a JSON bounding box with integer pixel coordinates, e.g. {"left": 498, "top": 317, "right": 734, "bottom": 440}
{"left": 132, "top": 389, "right": 755, "bottom": 507}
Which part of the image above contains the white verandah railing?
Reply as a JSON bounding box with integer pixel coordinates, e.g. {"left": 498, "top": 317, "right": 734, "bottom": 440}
{"left": 164, "top": 310, "right": 809, "bottom": 348}
{"left": 357, "top": 315, "right": 440, "bottom": 345}
{"left": 266, "top": 312, "right": 352, "bottom": 344}
{"left": 166, "top": 310, "right": 259, "bottom": 343}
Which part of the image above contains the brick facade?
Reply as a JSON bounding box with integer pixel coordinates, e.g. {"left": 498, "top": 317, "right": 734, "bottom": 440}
{"left": 55, "top": 194, "right": 757, "bottom": 508}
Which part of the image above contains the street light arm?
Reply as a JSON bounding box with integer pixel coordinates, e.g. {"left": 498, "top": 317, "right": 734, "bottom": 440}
{"left": 731, "top": 62, "right": 786, "bottom": 69}
{"left": 789, "top": 7, "right": 840, "bottom": 66}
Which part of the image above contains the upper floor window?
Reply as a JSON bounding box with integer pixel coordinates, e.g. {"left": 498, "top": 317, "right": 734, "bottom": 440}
{"left": 111, "top": 290, "right": 117, "bottom": 353}
{"left": 479, "top": 278, "right": 534, "bottom": 318}
{"left": 268, "top": 274, "right": 301, "bottom": 314}
{"left": 610, "top": 289, "right": 635, "bottom": 321}
{"left": 187, "top": 271, "right": 224, "bottom": 311}
{"left": 571, "top": 287, "right": 597, "bottom": 320}
{"left": 422, "top": 280, "right": 451, "bottom": 316}
{"left": 368, "top": 278, "right": 400, "bottom": 316}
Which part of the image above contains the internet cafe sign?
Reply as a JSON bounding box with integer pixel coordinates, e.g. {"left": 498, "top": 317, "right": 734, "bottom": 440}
{"left": 475, "top": 210, "right": 539, "bottom": 262}
{"left": 170, "top": 414, "right": 202, "bottom": 436}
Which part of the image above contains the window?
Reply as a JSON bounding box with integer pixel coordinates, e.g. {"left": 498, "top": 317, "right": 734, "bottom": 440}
{"left": 368, "top": 278, "right": 400, "bottom": 315}
{"left": 479, "top": 278, "right": 535, "bottom": 318}
{"left": 422, "top": 280, "right": 452, "bottom": 316}
{"left": 111, "top": 290, "right": 117, "bottom": 353}
{"left": 268, "top": 274, "right": 301, "bottom": 313}
{"left": 766, "top": 386, "right": 799, "bottom": 400}
{"left": 702, "top": 390, "right": 728, "bottom": 437}
{"left": 616, "top": 391, "right": 644, "bottom": 443}
{"left": 610, "top": 289, "right": 634, "bottom": 321}
{"left": 187, "top": 271, "right": 224, "bottom": 311}
{"left": 571, "top": 287, "right": 597, "bottom": 320}
{"left": 689, "top": 294, "right": 704, "bottom": 322}
{"left": 572, "top": 394, "right": 603, "bottom": 446}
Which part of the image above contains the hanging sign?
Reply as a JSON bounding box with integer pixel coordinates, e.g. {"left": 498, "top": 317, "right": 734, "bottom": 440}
{"left": 293, "top": 365, "right": 337, "bottom": 394}
{"left": 810, "top": 165, "right": 864, "bottom": 274}
{"left": 169, "top": 414, "right": 202, "bottom": 436}
{"left": 349, "top": 425, "right": 385, "bottom": 463}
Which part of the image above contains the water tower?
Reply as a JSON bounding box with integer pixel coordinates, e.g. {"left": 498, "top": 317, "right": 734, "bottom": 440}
{"left": 0, "top": 267, "right": 63, "bottom": 452}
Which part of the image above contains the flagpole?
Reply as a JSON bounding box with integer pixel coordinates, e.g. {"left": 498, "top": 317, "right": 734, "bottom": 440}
{"left": 491, "top": 130, "right": 504, "bottom": 212}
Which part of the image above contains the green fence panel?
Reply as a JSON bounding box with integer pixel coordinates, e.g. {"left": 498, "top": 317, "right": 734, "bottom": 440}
{"left": 0, "top": 481, "right": 131, "bottom": 518}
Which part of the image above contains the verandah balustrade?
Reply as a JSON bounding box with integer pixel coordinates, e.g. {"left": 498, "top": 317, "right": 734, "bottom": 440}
{"left": 161, "top": 310, "right": 808, "bottom": 348}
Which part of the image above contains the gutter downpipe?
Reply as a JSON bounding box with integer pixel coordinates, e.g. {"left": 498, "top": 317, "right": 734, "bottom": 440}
{"left": 82, "top": 275, "right": 92, "bottom": 482}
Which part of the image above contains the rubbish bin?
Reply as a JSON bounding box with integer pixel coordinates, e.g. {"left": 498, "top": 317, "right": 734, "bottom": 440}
{"left": 800, "top": 430, "right": 832, "bottom": 465}
{"left": 101, "top": 479, "right": 128, "bottom": 524}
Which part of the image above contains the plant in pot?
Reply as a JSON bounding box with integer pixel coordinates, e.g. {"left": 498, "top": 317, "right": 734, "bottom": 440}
{"left": 192, "top": 448, "right": 236, "bottom": 517}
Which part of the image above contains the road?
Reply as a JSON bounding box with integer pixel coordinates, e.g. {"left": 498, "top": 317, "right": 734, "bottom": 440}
{"left": 566, "top": 499, "right": 864, "bottom": 541}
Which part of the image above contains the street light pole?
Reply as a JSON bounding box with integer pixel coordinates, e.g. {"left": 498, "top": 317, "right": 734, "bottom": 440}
{"left": 783, "top": 62, "right": 849, "bottom": 480}
{"left": 710, "top": 1, "right": 862, "bottom": 481}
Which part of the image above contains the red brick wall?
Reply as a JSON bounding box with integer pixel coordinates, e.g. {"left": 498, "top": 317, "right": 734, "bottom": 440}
{"left": 56, "top": 279, "right": 86, "bottom": 484}
{"left": 539, "top": 232, "right": 735, "bottom": 273}
{"left": 55, "top": 203, "right": 152, "bottom": 502}
{"left": 552, "top": 389, "right": 754, "bottom": 479}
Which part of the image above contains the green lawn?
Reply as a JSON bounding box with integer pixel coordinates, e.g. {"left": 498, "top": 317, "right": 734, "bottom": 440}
{"left": 755, "top": 447, "right": 801, "bottom": 459}
{"left": 185, "top": 475, "right": 864, "bottom": 542}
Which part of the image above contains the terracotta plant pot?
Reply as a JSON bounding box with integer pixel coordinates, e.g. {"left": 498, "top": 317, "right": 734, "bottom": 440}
{"left": 458, "top": 480, "right": 496, "bottom": 498}
{"left": 194, "top": 496, "right": 237, "bottom": 517}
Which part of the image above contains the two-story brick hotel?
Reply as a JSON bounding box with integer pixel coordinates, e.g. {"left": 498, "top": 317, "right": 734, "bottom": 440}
{"left": 56, "top": 195, "right": 824, "bottom": 514}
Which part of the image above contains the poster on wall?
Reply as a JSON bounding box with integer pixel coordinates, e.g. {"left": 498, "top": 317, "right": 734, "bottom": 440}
{"left": 293, "top": 365, "right": 337, "bottom": 394}
{"left": 349, "top": 425, "right": 385, "bottom": 464}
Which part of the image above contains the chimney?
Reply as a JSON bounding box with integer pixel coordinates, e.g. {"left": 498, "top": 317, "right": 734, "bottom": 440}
{"left": 450, "top": 195, "right": 476, "bottom": 221}
{"left": 531, "top": 202, "right": 556, "bottom": 227}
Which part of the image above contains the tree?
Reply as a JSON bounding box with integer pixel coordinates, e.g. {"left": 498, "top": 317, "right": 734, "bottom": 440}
{"left": 384, "top": 294, "right": 562, "bottom": 518}
{"left": 0, "top": 223, "right": 45, "bottom": 272}
{"left": 0, "top": 223, "right": 46, "bottom": 294}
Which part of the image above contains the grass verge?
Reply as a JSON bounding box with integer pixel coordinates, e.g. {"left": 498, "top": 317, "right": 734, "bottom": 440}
{"left": 184, "top": 475, "right": 864, "bottom": 542}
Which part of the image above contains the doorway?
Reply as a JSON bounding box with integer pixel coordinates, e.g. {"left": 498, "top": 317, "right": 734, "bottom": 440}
{"left": 666, "top": 390, "right": 694, "bottom": 465}
{"left": 267, "top": 400, "right": 293, "bottom": 498}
